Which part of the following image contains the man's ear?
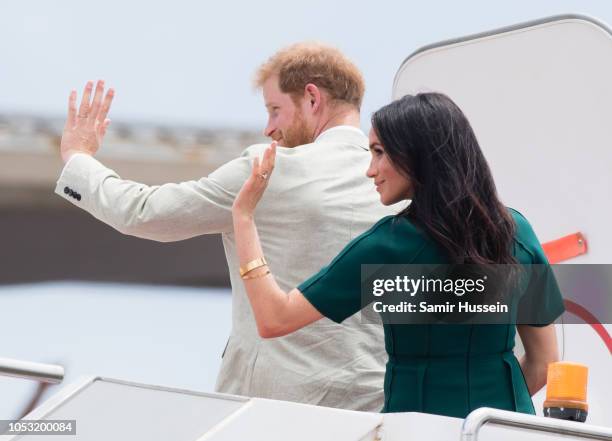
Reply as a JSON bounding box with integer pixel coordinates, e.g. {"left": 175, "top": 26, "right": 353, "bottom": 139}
{"left": 304, "top": 83, "right": 322, "bottom": 113}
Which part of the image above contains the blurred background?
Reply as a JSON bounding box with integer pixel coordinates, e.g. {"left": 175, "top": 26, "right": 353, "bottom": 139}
{"left": 2, "top": 0, "right": 612, "bottom": 420}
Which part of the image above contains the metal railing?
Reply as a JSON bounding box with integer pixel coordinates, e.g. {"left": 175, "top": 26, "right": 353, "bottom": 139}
{"left": 461, "top": 407, "right": 612, "bottom": 440}
{"left": 0, "top": 357, "right": 64, "bottom": 383}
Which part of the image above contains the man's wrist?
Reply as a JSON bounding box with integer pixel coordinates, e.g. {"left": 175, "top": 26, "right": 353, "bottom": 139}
{"left": 61, "top": 149, "right": 91, "bottom": 164}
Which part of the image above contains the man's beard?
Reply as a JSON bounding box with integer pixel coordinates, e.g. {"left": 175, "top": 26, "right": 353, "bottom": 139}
{"left": 280, "top": 109, "right": 313, "bottom": 147}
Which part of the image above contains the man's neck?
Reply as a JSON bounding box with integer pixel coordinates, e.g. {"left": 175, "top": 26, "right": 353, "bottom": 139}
{"left": 312, "top": 107, "right": 361, "bottom": 140}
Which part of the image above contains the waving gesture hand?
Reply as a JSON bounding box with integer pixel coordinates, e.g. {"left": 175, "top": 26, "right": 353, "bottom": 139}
{"left": 60, "top": 80, "right": 114, "bottom": 163}
{"left": 232, "top": 142, "right": 277, "bottom": 219}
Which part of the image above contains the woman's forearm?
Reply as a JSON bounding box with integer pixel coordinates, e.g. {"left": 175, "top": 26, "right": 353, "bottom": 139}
{"left": 517, "top": 324, "right": 560, "bottom": 396}
{"left": 230, "top": 144, "right": 323, "bottom": 337}
{"left": 232, "top": 213, "right": 290, "bottom": 336}
{"left": 519, "top": 355, "right": 549, "bottom": 395}
{"left": 233, "top": 213, "right": 266, "bottom": 264}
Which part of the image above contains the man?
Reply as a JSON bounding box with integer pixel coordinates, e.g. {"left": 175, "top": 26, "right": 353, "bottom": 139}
{"left": 56, "top": 43, "right": 400, "bottom": 411}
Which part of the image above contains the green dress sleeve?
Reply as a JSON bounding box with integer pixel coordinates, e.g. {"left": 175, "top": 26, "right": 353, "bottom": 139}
{"left": 511, "top": 209, "right": 566, "bottom": 326}
{"left": 298, "top": 217, "right": 393, "bottom": 323}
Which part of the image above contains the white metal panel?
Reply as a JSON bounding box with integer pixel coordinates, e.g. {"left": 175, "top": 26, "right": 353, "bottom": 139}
{"left": 3, "top": 377, "right": 247, "bottom": 441}
{"left": 379, "top": 412, "right": 595, "bottom": 441}
{"left": 393, "top": 15, "right": 612, "bottom": 263}
{"left": 379, "top": 412, "right": 462, "bottom": 440}
{"left": 476, "top": 424, "right": 605, "bottom": 441}
{"left": 197, "top": 398, "right": 382, "bottom": 441}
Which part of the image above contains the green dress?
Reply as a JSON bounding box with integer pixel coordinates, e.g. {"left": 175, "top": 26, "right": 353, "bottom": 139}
{"left": 298, "top": 209, "right": 564, "bottom": 418}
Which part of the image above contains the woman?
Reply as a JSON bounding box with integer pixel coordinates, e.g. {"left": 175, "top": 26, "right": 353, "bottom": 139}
{"left": 231, "top": 93, "right": 563, "bottom": 417}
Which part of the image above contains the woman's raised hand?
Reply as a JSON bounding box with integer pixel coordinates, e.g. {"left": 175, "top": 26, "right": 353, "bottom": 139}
{"left": 232, "top": 142, "right": 277, "bottom": 219}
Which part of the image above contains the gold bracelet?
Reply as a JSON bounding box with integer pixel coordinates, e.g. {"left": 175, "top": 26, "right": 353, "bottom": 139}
{"left": 239, "top": 257, "right": 268, "bottom": 277}
{"left": 242, "top": 270, "right": 270, "bottom": 280}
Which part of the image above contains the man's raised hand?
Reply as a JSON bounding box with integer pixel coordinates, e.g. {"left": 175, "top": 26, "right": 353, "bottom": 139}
{"left": 60, "top": 80, "right": 114, "bottom": 163}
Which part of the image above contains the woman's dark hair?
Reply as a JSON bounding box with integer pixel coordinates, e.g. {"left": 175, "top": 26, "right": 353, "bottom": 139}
{"left": 371, "top": 93, "right": 516, "bottom": 265}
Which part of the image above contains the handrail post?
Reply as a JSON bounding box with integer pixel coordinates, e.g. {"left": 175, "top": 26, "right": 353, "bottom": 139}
{"left": 461, "top": 407, "right": 612, "bottom": 441}
{"left": 0, "top": 357, "right": 64, "bottom": 384}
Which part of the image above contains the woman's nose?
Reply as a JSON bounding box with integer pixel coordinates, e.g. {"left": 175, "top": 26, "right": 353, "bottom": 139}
{"left": 366, "top": 162, "right": 377, "bottom": 178}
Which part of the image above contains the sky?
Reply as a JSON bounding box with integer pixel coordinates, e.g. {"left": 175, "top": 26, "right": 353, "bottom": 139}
{"left": 2, "top": 0, "right": 612, "bottom": 130}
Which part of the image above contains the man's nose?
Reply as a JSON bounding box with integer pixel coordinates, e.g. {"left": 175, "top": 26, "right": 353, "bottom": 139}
{"left": 263, "top": 122, "right": 275, "bottom": 138}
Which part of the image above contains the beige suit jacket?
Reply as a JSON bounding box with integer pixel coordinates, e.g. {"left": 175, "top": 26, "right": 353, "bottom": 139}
{"left": 55, "top": 126, "right": 400, "bottom": 411}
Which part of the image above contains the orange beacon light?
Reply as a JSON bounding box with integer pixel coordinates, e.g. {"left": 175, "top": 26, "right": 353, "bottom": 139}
{"left": 543, "top": 361, "right": 589, "bottom": 422}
